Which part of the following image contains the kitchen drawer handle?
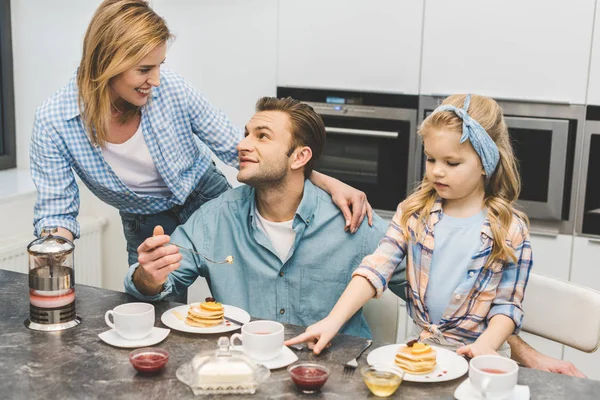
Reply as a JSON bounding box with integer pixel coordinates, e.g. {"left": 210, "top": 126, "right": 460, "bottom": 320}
{"left": 325, "top": 127, "right": 398, "bottom": 139}
{"left": 588, "top": 238, "right": 600, "bottom": 245}
{"left": 530, "top": 228, "right": 560, "bottom": 238}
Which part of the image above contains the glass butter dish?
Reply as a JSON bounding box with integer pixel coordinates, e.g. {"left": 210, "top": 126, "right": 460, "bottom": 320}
{"left": 176, "top": 336, "right": 270, "bottom": 395}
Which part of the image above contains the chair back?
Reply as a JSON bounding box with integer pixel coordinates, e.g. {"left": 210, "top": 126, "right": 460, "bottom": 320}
{"left": 522, "top": 272, "right": 600, "bottom": 353}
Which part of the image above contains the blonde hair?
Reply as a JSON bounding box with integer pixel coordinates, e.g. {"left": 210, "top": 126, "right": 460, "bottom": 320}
{"left": 400, "top": 94, "right": 529, "bottom": 268}
{"left": 77, "top": 0, "right": 172, "bottom": 146}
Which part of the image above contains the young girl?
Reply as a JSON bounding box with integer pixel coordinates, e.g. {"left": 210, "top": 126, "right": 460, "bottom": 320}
{"left": 286, "top": 94, "right": 533, "bottom": 357}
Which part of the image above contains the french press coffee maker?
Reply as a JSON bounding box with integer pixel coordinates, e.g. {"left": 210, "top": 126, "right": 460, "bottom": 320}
{"left": 24, "top": 228, "right": 81, "bottom": 331}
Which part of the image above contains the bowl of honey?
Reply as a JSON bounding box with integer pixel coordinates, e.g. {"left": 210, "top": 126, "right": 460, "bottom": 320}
{"left": 360, "top": 364, "right": 404, "bottom": 397}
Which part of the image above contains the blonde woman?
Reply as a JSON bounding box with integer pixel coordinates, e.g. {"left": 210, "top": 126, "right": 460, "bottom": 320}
{"left": 30, "top": 0, "right": 372, "bottom": 289}
{"left": 288, "top": 94, "right": 533, "bottom": 358}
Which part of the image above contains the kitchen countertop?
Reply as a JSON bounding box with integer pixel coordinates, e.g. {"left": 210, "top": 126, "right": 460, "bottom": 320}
{"left": 1, "top": 269, "right": 598, "bottom": 399}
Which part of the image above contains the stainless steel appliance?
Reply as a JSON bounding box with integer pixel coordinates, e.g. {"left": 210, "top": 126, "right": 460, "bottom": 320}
{"left": 25, "top": 228, "right": 81, "bottom": 331}
{"left": 278, "top": 87, "right": 420, "bottom": 217}
{"left": 576, "top": 106, "right": 600, "bottom": 237}
{"left": 419, "top": 96, "right": 585, "bottom": 235}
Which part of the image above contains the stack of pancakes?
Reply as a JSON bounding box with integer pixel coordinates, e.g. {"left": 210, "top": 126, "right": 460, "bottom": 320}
{"left": 394, "top": 342, "right": 437, "bottom": 374}
{"left": 185, "top": 300, "right": 225, "bottom": 327}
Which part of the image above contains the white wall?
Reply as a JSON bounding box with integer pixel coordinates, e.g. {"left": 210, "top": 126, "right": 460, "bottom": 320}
{"left": 152, "top": 0, "right": 278, "bottom": 185}
{"left": 8, "top": 0, "right": 130, "bottom": 291}
{"left": 11, "top": 0, "right": 103, "bottom": 170}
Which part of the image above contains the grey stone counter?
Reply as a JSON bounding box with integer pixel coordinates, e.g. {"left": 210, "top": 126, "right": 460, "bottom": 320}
{"left": 1, "top": 269, "right": 598, "bottom": 399}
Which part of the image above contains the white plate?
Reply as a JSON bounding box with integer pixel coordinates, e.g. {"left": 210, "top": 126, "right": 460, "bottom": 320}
{"left": 454, "top": 378, "right": 530, "bottom": 400}
{"left": 367, "top": 344, "right": 468, "bottom": 382}
{"left": 98, "top": 327, "right": 170, "bottom": 348}
{"left": 161, "top": 304, "right": 251, "bottom": 334}
{"left": 233, "top": 345, "right": 298, "bottom": 370}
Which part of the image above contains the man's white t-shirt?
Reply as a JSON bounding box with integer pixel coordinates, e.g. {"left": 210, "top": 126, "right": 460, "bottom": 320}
{"left": 255, "top": 207, "right": 296, "bottom": 262}
{"left": 101, "top": 124, "right": 172, "bottom": 197}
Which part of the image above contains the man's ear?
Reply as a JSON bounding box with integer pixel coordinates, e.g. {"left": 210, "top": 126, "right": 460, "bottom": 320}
{"left": 290, "top": 146, "right": 313, "bottom": 172}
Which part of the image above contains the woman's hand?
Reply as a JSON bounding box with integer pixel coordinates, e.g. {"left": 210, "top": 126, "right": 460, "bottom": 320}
{"left": 310, "top": 171, "right": 373, "bottom": 233}
{"left": 284, "top": 316, "right": 345, "bottom": 355}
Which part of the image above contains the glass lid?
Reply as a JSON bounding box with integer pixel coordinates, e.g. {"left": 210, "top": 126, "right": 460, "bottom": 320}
{"left": 28, "top": 228, "right": 74, "bottom": 255}
{"left": 176, "top": 336, "right": 270, "bottom": 395}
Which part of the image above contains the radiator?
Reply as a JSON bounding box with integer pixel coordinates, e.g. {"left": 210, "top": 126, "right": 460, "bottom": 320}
{"left": 0, "top": 216, "right": 108, "bottom": 287}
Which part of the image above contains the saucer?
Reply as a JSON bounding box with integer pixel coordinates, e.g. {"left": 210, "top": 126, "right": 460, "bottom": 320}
{"left": 454, "top": 378, "right": 530, "bottom": 400}
{"left": 98, "top": 327, "right": 170, "bottom": 349}
{"left": 233, "top": 345, "right": 298, "bottom": 370}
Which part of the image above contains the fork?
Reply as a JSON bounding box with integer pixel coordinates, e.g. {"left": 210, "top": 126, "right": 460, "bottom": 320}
{"left": 343, "top": 339, "right": 373, "bottom": 378}
{"left": 169, "top": 242, "right": 234, "bottom": 265}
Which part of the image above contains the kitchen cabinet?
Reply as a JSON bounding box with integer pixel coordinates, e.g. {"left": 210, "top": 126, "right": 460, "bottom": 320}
{"left": 562, "top": 236, "right": 600, "bottom": 380}
{"left": 563, "top": 346, "right": 600, "bottom": 381}
{"left": 519, "top": 333, "right": 564, "bottom": 362}
{"left": 420, "top": 0, "right": 595, "bottom": 104}
{"left": 277, "top": 0, "right": 424, "bottom": 94}
{"left": 586, "top": 1, "right": 600, "bottom": 105}
{"left": 153, "top": 0, "right": 278, "bottom": 128}
{"left": 520, "top": 230, "right": 570, "bottom": 361}
{"left": 528, "top": 232, "right": 573, "bottom": 281}
{"left": 395, "top": 301, "right": 411, "bottom": 343}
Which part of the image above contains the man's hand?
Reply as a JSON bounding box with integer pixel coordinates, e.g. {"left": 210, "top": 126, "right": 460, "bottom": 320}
{"left": 284, "top": 316, "right": 344, "bottom": 355}
{"left": 507, "top": 335, "right": 587, "bottom": 378}
{"left": 529, "top": 352, "right": 587, "bottom": 378}
{"left": 132, "top": 225, "right": 182, "bottom": 296}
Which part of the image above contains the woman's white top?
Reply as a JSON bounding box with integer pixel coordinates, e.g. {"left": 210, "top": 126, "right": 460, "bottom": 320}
{"left": 101, "top": 124, "right": 172, "bottom": 197}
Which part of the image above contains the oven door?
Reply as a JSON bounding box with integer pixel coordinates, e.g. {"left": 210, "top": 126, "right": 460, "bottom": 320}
{"left": 579, "top": 120, "right": 600, "bottom": 236}
{"left": 505, "top": 116, "right": 570, "bottom": 220}
{"left": 317, "top": 120, "right": 411, "bottom": 213}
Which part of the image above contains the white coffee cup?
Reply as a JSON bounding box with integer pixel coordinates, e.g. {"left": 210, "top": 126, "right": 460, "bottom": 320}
{"left": 105, "top": 302, "right": 155, "bottom": 340}
{"left": 231, "top": 320, "right": 284, "bottom": 361}
{"left": 469, "top": 355, "right": 519, "bottom": 399}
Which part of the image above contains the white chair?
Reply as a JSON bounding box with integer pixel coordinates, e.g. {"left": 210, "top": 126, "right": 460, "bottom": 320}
{"left": 521, "top": 272, "right": 600, "bottom": 353}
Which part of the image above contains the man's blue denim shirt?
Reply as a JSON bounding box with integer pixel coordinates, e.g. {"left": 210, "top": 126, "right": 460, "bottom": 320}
{"left": 125, "top": 180, "right": 403, "bottom": 338}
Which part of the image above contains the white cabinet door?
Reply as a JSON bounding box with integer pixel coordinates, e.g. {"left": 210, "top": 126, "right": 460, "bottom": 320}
{"left": 395, "top": 300, "right": 411, "bottom": 344}
{"left": 277, "top": 0, "right": 424, "bottom": 94}
{"left": 528, "top": 233, "right": 572, "bottom": 281}
{"left": 519, "top": 233, "right": 571, "bottom": 361}
{"left": 587, "top": 2, "right": 600, "bottom": 105}
{"left": 562, "top": 236, "right": 600, "bottom": 380}
{"left": 518, "top": 332, "right": 564, "bottom": 362}
{"left": 420, "top": 0, "right": 595, "bottom": 104}
{"left": 364, "top": 290, "right": 401, "bottom": 344}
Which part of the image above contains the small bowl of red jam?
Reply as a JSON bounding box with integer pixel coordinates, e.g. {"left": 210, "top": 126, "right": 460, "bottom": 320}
{"left": 287, "top": 362, "right": 330, "bottom": 393}
{"left": 129, "top": 348, "right": 169, "bottom": 374}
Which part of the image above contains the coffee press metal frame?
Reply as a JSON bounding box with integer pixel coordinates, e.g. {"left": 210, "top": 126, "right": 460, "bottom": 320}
{"left": 24, "top": 228, "right": 82, "bottom": 332}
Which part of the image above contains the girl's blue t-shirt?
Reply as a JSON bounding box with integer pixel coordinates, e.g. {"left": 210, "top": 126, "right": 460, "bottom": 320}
{"left": 425, "top": 210, "right": 486, "bottom": 324}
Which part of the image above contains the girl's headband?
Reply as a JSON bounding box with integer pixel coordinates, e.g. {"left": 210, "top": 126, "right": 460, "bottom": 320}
{"left": 431, "top": 94, "right": 500, "bottom": 177}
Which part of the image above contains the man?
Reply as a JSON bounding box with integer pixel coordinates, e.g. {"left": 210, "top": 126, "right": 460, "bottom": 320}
{"left": 124, "top": 97, "right": 389, "bottom": 338}
{"left": 124, "top": 97, "right": 585, "bottom": 377}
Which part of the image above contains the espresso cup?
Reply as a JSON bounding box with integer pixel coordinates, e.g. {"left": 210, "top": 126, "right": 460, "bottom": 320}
{"left": 231, "top": 320, "right": 284, "bottom": 361}
{"left": 469, "top": 355, "right": 519, "bottom": 399}
{"left": 105, "top": 302, "right": 154, "bottom": 340}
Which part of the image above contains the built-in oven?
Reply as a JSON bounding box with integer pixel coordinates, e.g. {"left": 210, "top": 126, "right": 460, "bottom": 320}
{"left": 278, "top": 87, "right": 420, "bottom": 217}
{"left": 576, "top": 106, "right": 600, "bottom": 237}
{"left": 419, "top": 96, "right": 585, "bottom": 234}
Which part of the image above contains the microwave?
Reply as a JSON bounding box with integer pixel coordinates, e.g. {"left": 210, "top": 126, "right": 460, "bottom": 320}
{"left": 419, "top": 96, "right": 585, "bottom": 235}
{"left": 278, "top": 87, "right": 420, "bottom": 218}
